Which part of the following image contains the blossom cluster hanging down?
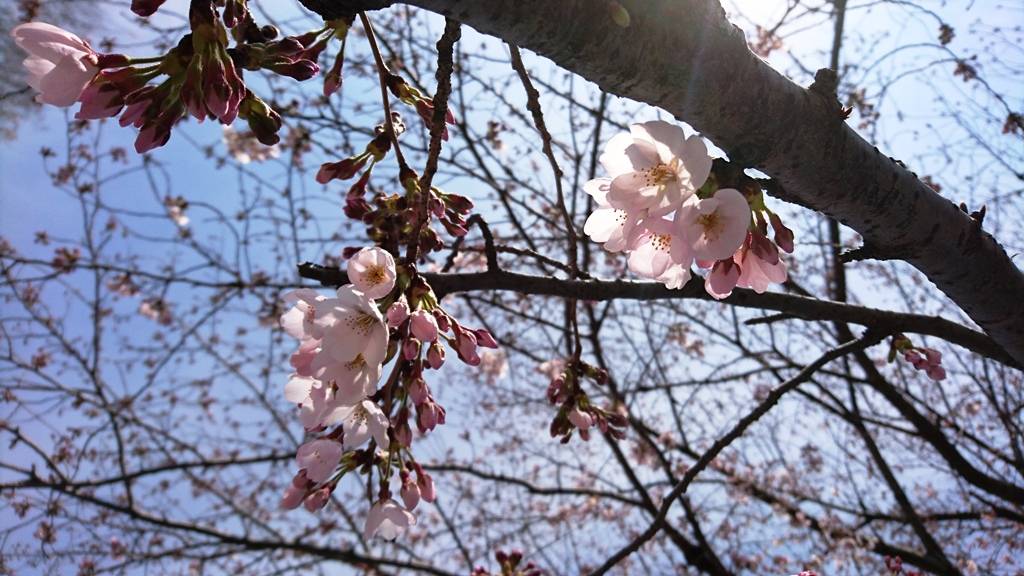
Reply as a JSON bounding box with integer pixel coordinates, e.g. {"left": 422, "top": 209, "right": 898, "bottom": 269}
{"left": 278, "top": 244, "right": 497, "bottom": 539}
{"left": 11, "top": 3, "right": 488, "bottom": 543}
{"left": 583, "top": 120, "right": 794, "bottom": 297}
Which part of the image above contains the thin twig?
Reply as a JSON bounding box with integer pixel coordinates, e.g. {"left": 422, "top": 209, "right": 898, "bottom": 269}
{"left": 588, "top": 330, "right": 887, "bottom": 575}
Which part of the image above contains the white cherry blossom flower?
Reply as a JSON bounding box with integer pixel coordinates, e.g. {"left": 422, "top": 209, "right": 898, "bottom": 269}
{"left": 627, "top": 218, "right": 693, "bottom": 282}
{"left": 312, "top": 353, "right": 382, "bottom": 405}
{"left": 280, "top": 289, "right": 327, "bottom": 341}
{"left": 601, "top": 121, "right": 712, "bottom": 218}
{"left": 11, "top": 22, "right": 99, "bottom": 106}
{"left": 582, "top": 177, "right": 644, "bottom": 252}
{"left": 314, "top": 285, "right": 388, "bottom": 365}
{"left": 324, "top": 399, "right": 390, "bottom": 450}
{"left": 347, "top": 247, "right": 396, "bottom": 300}
{"left": 363, "top": 498, "right": 416, "bottom": 540}
{"left": 675, "top": 188, "right": 751, "bottom": 261}
{"left": 295, "top": 438, "right": 343, "bottom": 483}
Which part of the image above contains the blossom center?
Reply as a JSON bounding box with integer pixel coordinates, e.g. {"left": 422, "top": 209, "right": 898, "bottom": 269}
{"left": 345, "top": 312, "right": 378, "bottom": 335}
{"left": 363, "top": 264, "right": 387, "bottom": 287}
{"left": 651, "top": 234, "right": 672, "bottom": 252}
{"left": 697, "top": 212, "right": 723, "bottom": 241}
{"left": 642, "top": 161, "right": 678, "bottom": 187}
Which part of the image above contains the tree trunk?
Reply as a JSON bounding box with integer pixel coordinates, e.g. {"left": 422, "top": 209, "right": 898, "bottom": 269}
{"left": 301, "top": 0, "right": 1024, "bottom": 366}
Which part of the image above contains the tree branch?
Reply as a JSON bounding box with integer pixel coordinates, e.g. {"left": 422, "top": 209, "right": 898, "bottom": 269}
{"left": 296, "top": 0, "right": 1024, "bottom": 365}
{"left": 298, "top": 263, "right": 1019, "bottom": 368}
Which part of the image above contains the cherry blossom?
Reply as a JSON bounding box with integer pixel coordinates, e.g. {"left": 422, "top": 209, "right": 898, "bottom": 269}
{"left": 284, "top": 375, "right": 328, "bottom": 430}
{"left": 676, "top": 188, "right": 751, "bottom": 261}
{"left": 279, "top": 483, "right": 306, "bottom": 510}
{"left": 328, "top": 399, "right": 390, "bottom": 450}
{"left": 627, "top": 218, "right": 692, "bottom": 283}
{"left": 347, "top": 247, "right": 396, "bottom": 300}
{"left": 280, "top": 289, "right": 326, "bottom": 341}
{"left": 904, "top": 347, "right": 946, "bottom": 381}
{"left": 705, "top": 259, "right": 741, "bottom": 299}
{"left": 363, "top": 498, "right": 416, "bottom": 541}
{"left": 303, "top": 486, "right": 332, "bottom": 512}
{"left": 736, "top": 238, "right": 787, "bottom": 294}
{"left": 314, "top": 286, "right": 388, "bottom": 365}
{"left": 289, "top": 338, "right": 319, "bottom": 377}
{"left": 600, "top": 120, "right": 711, "bottom": 218}
{"left": 582, "top": 178, "right": 642, "bottom": 252}
{"left": 312, "top": 353, "right": 382, "bottom": 404}
{"left": 295, "top": 439, "right": 343, "bottom": 483}
{"left": 11, "top": 22, "right": 100, "bottom": 106}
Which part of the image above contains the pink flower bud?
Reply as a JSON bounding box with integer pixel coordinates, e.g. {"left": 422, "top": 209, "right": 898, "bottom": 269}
{"left": 408, "top": 378, "right": 430, "bottom": 405}
{"left": 433, "top": 310, "right": 451, "bottom": 333}
{"left": 568, "top": 407, "right": 592, "bottom": 431}
{"left": 441, "top": 217, "right": 468, "bottom": 237}
{"left": 926, "top": 365, "right": 947, "bottom": 381}
{"left": 76, "top": 81, "right": 123, "bottom": 120}
{"left": 316, "top": 155, "right": 368, "bottom": 184}
{"left": 417, "top": 470, "right": 436, "bottom": 503}
{"left": 400, "top": 473, "right": 420, "bottom": 510}
{"left": 280, "top": 483, "right": 305, "bottom": 510}
{"left": 426, "top": 342, "right": 445, "bottom": 370}
{"left": 904, "top": 350, "right": 926, "bottom": 369}
{"left": 393, "top": 420, "right": 412, "bottom": 448}
{"left": 386, "top": 300, "right": 409, "bottom": 327}
{"left": 475, "top": 329, "right": 498, "bottom": 349}
{"left": 768, "top": 212, "right": 795, "bottom": 254}
{"left": 416, "top": 400, "right": 445, "bottom": 433}
{"left": 323, "top": 49, "right": 345, "bottom": 97}
{"left": 705, "top": 259, "right": 740, "bottom": 300}
{"left": 750, "top": 231, "right": 780, "bottom": 265}
{"left": 303, "top": 486, "right": 331, "bottom": 512}
{"left": 410, "top": 310, "right": 439, "bottom": 342}
{"left": 456, "top": 329, "right": 480, "bottom": 366}
{"left": 445, "top": 193, "right": 473, "bottom": 215}
{"left": 428, "top": 195, "right": 445, "bottom": 218}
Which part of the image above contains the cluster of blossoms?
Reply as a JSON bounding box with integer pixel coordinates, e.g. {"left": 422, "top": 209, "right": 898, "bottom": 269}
{"left": 540, "top": 358, "right": 627, "bottom": 442}
{"left": 583, "top": 120, "right": 794, "bottom": 296}
{"left": 890, "top": 334, "right": 946, "bottom": 381}
{"left": 11, "top": 1, "right": 350, "bottom": 153}
{"left": 13, "top": 4, "right": 487, "bottom": 543}
{"left": 471, "top": 550, "right": 545, "bottom": 576}
{"left": 278, "top": 247, "right": 497, "bottom": 539}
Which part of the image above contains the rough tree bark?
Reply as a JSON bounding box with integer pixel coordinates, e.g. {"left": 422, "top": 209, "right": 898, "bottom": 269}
{"left": 299, "top": 0, "right": 1024, "bottom": 365}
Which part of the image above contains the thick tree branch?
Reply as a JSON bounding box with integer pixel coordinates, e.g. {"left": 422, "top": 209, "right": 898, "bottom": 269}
{"left": 298, "top": 0, "right": 1024, "bottom": 365}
